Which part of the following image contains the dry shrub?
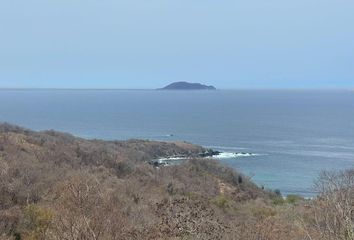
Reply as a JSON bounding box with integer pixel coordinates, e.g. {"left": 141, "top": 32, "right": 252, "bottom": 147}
{"left": 21, "top": 204, "right": 53, "bottom": 240}
{"left": 0, "top": 208, "right": 21, "bottom": 238}
{"left": 2, "top": 124, "right": 336, "bottom": 240}
{"left": 236, "top": 215, "right": 304, "bottom": 240}
{"left": 0, "top": 235, "right": 12, "bottom": 240}
{"left": 152, "top": 197, "right": 227, "bottom": 240}
{"left": 302, "top": 170, "right": 354, "bottom": 240}
{"left": 50, "top": 173, "right": 130, "bottom": 240}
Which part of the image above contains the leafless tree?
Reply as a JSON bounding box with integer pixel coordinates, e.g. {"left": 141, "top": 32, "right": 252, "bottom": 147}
{"left": 303, "top": 170, "right": 354, "bottom": 240}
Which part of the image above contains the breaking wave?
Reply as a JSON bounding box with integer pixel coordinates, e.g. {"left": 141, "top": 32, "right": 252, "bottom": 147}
{"left": 212, "top": 152, "right": 262, "bottom": 159}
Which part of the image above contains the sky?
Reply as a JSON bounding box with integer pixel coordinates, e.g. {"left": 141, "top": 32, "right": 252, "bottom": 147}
{"left": 0, "top": 0, "right": 353, "bottom": 89}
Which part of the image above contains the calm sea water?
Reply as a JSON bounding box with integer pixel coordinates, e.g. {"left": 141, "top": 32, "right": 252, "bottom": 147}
{"left": 1, "top": 89, "right": 353, "bottom": 197}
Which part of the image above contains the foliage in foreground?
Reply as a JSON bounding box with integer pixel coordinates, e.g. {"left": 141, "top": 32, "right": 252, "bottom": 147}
{"left": 0, "top": 124, "right": 353, "bottom": 240}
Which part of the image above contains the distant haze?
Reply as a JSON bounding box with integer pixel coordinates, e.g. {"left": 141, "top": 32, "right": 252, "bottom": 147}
{"left": 0, "top": 0, "right": 353, "bottom": 89}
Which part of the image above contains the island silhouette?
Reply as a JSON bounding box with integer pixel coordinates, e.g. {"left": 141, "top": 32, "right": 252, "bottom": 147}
{"left": 159, "top": 81, "right": 216, "bottom": 90}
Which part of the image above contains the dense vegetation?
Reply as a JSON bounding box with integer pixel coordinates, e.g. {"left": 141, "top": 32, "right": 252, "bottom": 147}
{"left": 0, "top": 124, "right": 353, "bottom": 240}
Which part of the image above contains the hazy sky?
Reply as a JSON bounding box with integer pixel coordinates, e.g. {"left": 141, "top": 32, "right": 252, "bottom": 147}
{"left": 0, "top": 0, "right": 353, "bottom": 89}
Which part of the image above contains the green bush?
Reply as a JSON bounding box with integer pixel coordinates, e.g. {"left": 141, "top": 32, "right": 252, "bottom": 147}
{"left": 285, "top": 194, "right": 303, "bottom": 204}
{"left": 251, "top": 206, "right": 277, "bottom": 218}
{"left": 211, "top": 195, "right": 229, "bottom": 210}
{"left": 272, "top": 196, "right": 285, "bottom": 205}
{"left": 23, "top": 204, "right": 53, "bottom": 240}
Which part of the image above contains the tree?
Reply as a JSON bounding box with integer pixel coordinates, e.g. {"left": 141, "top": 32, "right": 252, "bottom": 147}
{"left": 304, "top": 170, "right": 354, "bottom": 240}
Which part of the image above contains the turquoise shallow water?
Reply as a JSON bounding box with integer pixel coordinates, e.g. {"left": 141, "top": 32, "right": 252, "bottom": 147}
{"left": 1, "top": 89, "right": 353, "bottom": 197}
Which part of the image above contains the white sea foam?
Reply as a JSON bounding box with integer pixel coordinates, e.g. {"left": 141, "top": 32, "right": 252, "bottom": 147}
{"left": 205, "top": 145, "right": 248, "bottom": 150}
{"left": 155, "top": 152, "right": 262, "bottom": 162}
{"left": 157, "top": 157, "right": 186, "bottom": 162}
{"left": 212, "top": 152, "right": 261, "bottom": 159}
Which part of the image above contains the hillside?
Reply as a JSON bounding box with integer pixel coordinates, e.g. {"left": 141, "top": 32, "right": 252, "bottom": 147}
{"left": 0, "top": 123, "right": 353, "bottom": 240}
{"left": 160, "top": 82, "right": 216, "bottom": 90}
{"left": 0, "top": 123, "right": 266, "bottom": 239}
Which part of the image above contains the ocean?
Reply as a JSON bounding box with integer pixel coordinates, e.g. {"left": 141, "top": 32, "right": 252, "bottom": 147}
{"left": 1, "top": 89, "right": 353, "bottom": 197}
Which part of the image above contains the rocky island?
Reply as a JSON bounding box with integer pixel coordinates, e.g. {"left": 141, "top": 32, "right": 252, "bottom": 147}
{"left": 159, "top": 81, "right": 216, "bottom": 90}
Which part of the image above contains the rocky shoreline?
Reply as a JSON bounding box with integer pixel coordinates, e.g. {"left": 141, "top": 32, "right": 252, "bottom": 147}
{"left": 148, "top": 149, "right": 257, "bottom": 167}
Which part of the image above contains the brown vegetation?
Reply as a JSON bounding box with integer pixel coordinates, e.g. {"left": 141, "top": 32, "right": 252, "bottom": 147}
{"left": 0, "top": 123, "right": 353, "bottom": 240}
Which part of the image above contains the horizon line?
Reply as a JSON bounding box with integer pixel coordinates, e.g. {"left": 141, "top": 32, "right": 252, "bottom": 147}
{"left": 0, "top": 87, "right": 352, "bottom": 91}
